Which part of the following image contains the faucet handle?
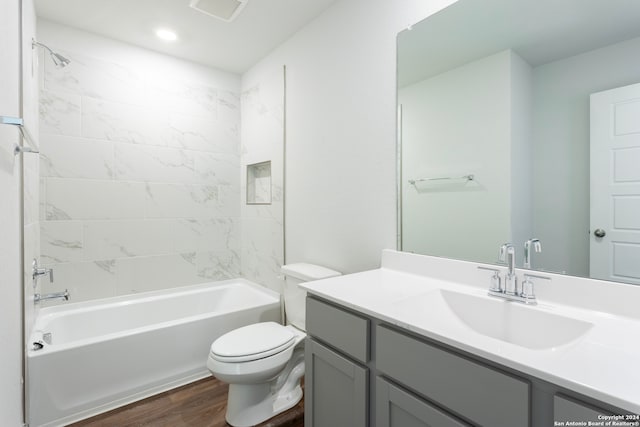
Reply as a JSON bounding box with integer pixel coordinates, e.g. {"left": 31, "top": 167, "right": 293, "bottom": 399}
{"left": 524, "top": 238, "right": 542, "bottom": 269}
{"left": 499, "top": 243, "right": 510, "bottom": 262}
{"left": 477, "top": 266, "right": 502, "bottom": 293}
{"left": 521, "top": 273, "right": 551, "bottom": 303}
{"left": 32, "top": 258, "right": 54, "bottom": 283}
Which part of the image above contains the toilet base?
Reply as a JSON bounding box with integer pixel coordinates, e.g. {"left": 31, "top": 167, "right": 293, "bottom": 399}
{"left": 225, "top": 383, "right": 303, "bottom": 427}
{"left": 225, "top": 352, "right": 305, "bottom": 427}
{"left": 273, "top": 383, "right": 303, "bottom": 414}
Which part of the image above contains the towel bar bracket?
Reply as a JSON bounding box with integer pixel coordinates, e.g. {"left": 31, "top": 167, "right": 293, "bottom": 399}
{"left": 0, "top": 115, "right": 39, "bottom": 155}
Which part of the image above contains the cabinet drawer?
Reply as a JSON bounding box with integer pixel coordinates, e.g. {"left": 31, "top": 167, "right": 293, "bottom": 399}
{"left": 376, "top": 325, "right": 530, "bottom": 427}
{"left": 306, "top": 297, "right": 369, "bottom": 363}
{"left": 376, "top": 377, "right": 471, "bottom": 427}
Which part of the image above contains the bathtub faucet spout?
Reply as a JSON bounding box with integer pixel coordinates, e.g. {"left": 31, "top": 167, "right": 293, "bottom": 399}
{"left": 35, "top": 289, "right": 69, "bottom": 303}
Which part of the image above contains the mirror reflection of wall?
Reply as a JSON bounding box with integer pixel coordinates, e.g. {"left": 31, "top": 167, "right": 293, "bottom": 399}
{"left": 398, "top": 0, "right": 640, "bottom": 283}
{"left": 400, "top": 49, "right": 531, "bottom": 266}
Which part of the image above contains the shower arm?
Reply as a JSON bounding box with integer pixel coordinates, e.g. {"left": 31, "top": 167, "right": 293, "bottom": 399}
{"left": 3, "top": 40, "right": 70, "bottom": 155}
{"left": 32, "top": 38, "right": 71, "bottom": 68}
{"left": 32, "top": 39, "right": 55, "bottom": 56}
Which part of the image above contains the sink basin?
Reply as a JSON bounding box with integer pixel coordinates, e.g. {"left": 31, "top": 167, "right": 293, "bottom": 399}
{"left": 396, "top": 289, "right": 594, "bottom": 350}
{"left": 434, "top": 290, "right": 593, "bottom": 349}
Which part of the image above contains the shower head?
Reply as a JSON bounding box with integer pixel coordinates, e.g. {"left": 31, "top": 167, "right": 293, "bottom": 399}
{"left": 32, "top": 39, "right": 71, "bottom": 68}
{"left": 50, "top": 51, "right": 71, "bottom": 68}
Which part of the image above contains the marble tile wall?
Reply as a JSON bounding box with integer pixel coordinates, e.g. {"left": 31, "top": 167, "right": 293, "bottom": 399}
{"left": 240, "top": 68, "right": 285, "bottom": 294}
{"left": 39, "top": 47, "right": 241, "bottom": 304}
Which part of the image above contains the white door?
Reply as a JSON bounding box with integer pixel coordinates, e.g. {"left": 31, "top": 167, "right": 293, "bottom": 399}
{"left": 590, "top": 82, "right": 640, "bottom": 284}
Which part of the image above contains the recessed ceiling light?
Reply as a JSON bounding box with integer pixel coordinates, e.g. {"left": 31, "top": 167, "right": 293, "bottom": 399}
{"left": 156, "top": 28, "right": 178, "bottom": 42}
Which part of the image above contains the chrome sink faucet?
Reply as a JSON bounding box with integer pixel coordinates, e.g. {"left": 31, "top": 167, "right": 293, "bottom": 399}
{"left": 477, "top": 243, "right": 551, "bottom": 305}
{"left": 523, "top": 238, "right": 541, "bottom": 269}
{"left": 500, "top": 243, "right": 518, "bottom": 296}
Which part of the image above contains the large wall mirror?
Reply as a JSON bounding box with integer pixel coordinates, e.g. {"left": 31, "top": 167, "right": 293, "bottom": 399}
{"left": 398, "top": 0, "right": 640, "bottom": 285}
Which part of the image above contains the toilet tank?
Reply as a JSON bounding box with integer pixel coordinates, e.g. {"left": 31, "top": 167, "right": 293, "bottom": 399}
{"left": 281, "top": 263, "right": 341, "bottom": 331}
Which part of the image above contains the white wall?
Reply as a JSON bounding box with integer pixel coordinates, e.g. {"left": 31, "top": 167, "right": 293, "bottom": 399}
{"left": 1, "top": 0, "right": 38, "bottom": 423}
{"left": 240, "top": 0, "right": 640, "bottom": 280}
{"left": 37, "top": 20, "right": 242, "bottom": 302}
{"left": 532, "top": 36, "right": 640, "bottom": 276}
{"left": 242, "top": 0, "right": 456, "bottom": 274}
{"left": 0, "top": 0, "right": 24, "bottom": 423}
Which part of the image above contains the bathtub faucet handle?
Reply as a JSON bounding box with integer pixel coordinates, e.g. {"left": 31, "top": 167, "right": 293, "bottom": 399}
{"left": 32, "top": 258, "right": 54, "bottom": 283}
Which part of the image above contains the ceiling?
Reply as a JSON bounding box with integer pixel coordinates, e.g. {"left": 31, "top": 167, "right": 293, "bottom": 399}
{"left": 35, "top": 0, "right": 339, "bottom": 74}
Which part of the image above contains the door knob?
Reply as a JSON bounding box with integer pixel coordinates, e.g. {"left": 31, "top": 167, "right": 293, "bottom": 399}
{"left": 594, "top": 229, "right": 606, "bottom": 238}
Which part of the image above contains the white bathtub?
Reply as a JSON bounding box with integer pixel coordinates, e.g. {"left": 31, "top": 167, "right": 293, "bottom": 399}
{"left": 27, "top": 279, "right": 281, "bottom": 427}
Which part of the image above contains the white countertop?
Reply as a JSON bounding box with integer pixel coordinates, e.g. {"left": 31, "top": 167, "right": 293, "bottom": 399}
{"left": 300, "top": 250, "right": 640, "bottom": 414}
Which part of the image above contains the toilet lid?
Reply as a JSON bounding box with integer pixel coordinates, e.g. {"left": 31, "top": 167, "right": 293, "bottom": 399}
{"left": 210, "top": 322, "right": 295, "bottom": 362}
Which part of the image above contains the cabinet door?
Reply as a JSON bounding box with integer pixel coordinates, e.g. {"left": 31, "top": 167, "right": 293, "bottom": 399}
{"left": 305, "top": 338, "right": 368, "bottom": 427}
{"left": 554, "top": 395, "right": 612, "bottom": 424}
{"left": 376, "top": 378, "right": 471, "bottom": 427}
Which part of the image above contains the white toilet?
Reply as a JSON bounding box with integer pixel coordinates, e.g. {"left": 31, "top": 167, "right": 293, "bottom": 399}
{"left": 207, "top": 263, "right": 341, "bottom": 427}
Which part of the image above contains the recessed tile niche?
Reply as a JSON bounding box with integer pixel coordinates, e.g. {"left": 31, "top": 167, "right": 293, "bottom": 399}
{"left": 246, "top": 161, "right": 272, "bottom": 205}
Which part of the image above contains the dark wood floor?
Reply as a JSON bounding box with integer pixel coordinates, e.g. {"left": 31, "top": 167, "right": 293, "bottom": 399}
{"left": 69, "top": 376, "right": 304, "bottom": 427}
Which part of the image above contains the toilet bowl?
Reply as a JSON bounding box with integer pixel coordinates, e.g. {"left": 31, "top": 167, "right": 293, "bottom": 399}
{"left": 207, "top": 322, "right": 306, "bottom": 426}
{"left": 207, "top": 263, "right": 341, "bottom": 427}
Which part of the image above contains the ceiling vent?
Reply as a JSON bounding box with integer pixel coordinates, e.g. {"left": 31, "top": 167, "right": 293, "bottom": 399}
{"left": 189, "top": 0, "right": 249, "bottom": 23}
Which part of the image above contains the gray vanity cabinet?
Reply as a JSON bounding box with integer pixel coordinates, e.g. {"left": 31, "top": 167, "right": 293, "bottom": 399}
{"left": 305, "top": 339, "right": 368, "bottom": 427}
{"left": 376, "top": 377, "right": 470, "bottom": 427}
{"left": 553, "top": 394, "right": 613, "bottom": 423}
{"left": 305, "top": 297, "right": 370, "bottom": 427}
{"left": 305, "top": 296, "right": 635, "bottom": 427}
{"left": 306, "top": 297, "right": 369, "bottom": 362}
{"left": 376, "top": 325, "right": 530, "bottom": 427}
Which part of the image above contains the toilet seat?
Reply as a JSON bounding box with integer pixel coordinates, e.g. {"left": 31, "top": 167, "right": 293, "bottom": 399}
{"left": 210, "top": 322, "right": 296, "bottom": 363}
